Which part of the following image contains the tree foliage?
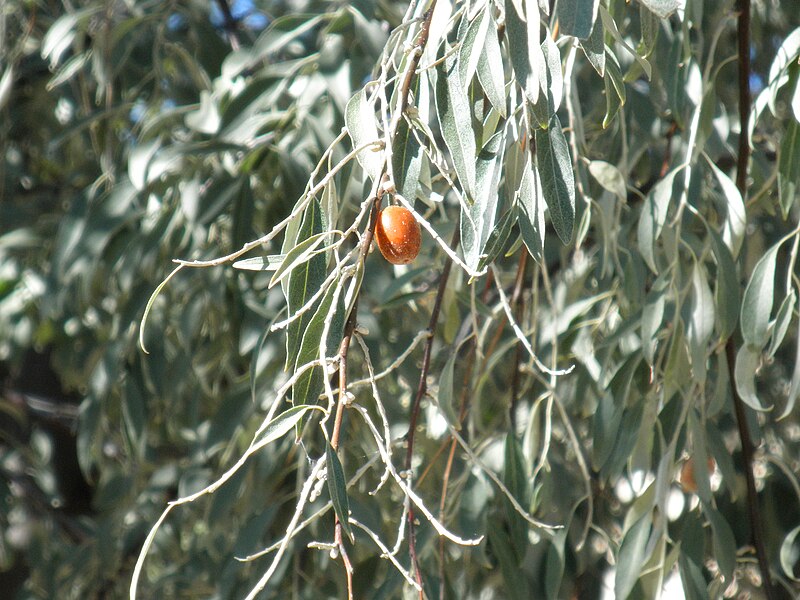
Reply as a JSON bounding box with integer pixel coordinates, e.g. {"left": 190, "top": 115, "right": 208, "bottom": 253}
{"left": 2, "top": 0, "right": 800, "bottom": 598}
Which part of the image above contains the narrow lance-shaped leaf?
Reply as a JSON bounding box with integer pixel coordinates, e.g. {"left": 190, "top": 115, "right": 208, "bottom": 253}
{"left": 463, "top": 131, "right": 506, "bottom": 270}
{"left": 686, "top": 263, "right": 715, "bottom": 383}
{"left": 780, "top": 525, "right": 800, "bottom": 583}
{"left": 435, "top": 44, "right": 477, "bottom": 199}
{"left": 703, "top": 505, "right": 737, "bottom": 584}
{"left": 345, "top": 89, "right": 382, "bottom": 181}
{"left": 530, "top": 35, "right": 563, "bottom": 126}
{"left": 458, "top": 5, "right": 491, "bottom": 88}
{"left": 740, "top": 242, "right": 780, "bottom": 348}
{"left": 535, "top": 115, "right": 575, "bottom": 244}
{"left": 638, "top": 169, "right": 678, "bottom": 273}
{"left": 292, "top": 279, "right": 346, "bottom": 407}
{"left": 517, "top": 157, "right": 546, "bottom": 260}
{"left": 504, "top": 0, "right": 539, "bottom": 104}
{"left": 779, "top": 118, "right": 800, "bottom": 219}
{"left": 768, "top": 291, "right": 795, "bottom": 358}
{"left": 285, "top": 199, "right": 327, "bottom": 369}
{"left": 709, "top": 229, "right": 740, "bottom": 340}
{"left": 602, "top": 50, "right": 626, "bottom": 128}
{"left": 707, "top": 159, "right": 746, "bottom": 257}
{"left": 326, "top": 443, "right": 354, "bottom": 543}
{"left": 477, "top": 10, "right": 507, "bottom": 117}
{"left": 392, "top": 115, "right": 423, "bottom": 203}
{"left": 734, "top": 344, "right": 767, "bottom": 411}
{"left": 581, "top": 11, "right": 606, "bottom": 76}
{"left": 615, "top": 514, "right": 653, "bottom": 600}
{"left": 557, "top": 0, "right": 599, "bottom": 40}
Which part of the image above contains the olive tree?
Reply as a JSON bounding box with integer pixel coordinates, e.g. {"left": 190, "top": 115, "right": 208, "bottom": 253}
{"left": 1, "top": 0, "right": 800, "bottom": 598}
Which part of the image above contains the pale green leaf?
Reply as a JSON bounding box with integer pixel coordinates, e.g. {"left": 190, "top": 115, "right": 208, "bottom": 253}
{"left": 734, "top": 344, "right": 766, "bottom": 411}
{"left": 536, "top": 116, "right": 575, "bottom": 244}
{"left": 435, "top": 45, "right": 477, "bottom": 199}
{"left": 477, "top": 10, "right": 507, "bottom": 117}
{"left": 326, "top": 443, "right": 354, "bottom": 543}
{"left": 345, "top": 89, "right": 382, "bottom": 181}
{"left": 740, "top": 242, "right": 780, "bottom": 348}
{"left": 557, "top": 0, "right": 599, "bottom": 39}
{"left": 589, "top": 160, "right": 627, "bottom": 201}
{"left": 615, "top": 515, "right": 652, "bottom": 600}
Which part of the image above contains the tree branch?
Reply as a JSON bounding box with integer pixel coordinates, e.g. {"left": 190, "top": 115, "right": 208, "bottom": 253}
{"left": 730, "top": 1, "right": 776, "bottom": 596}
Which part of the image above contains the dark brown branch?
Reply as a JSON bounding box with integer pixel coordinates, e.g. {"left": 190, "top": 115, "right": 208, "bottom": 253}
{"left": 213, "top": 0, "right": 240, "bottom": 50}
{"left": 730, "top": 1, "right": 775, "bottom": 596}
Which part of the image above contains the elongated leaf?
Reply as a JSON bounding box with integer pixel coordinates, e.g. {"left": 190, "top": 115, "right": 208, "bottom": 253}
{"left": 232, "top": 255, "right": 286, "bottom": 271}
{"left": 345, "top": 89, "right": 383, "bottom": 181}
{"left": 599, "top": 7, "right": 651, "bottom": 79}
{"left": 784, "top": 311, "right": 800, "bottom": 419}
{"left": 709, "top": 229, "right": 740, "bottom": 340}
{"left": 638, "top": 169, "right": 678, "bottom": 272}
{"left": 292, "top": 280, "right": 345, "bottom": 406}
{"left": 504, "top": 0, "right": 539, "bottom": 104}
{"left": 436, "top": 45, "right": 477, "bottom": 199}
{"left": 581, "top": 11, "right": 606, "bottom": 76}
{"left": 487, "top": 518, "right": 531, "bottom": 600}
{"left": 707, "top": 159, "right": 746, "bottom": 257}
{"left": 477, "top": 11, "right": 507, "bottom": 117}
{"left": 703, "top": 505, "right": 737, "bottom": 584}
{"left": 769, "top": 291, "right": 795, "bottom": 358}
{"left": 392, "top": 116, "right": 423, "bottom": 202}
{"left": 603, "top": 50, "right": 626, "bottom": 128}
{"left": 740, "top": 242, "right": 780, "bottom": 348}
{"left": 589, "top": 160, "right": 627, "bottom": 201}
{"left": 270, "top": 231, "right": 329, "bottom": 288}
{"left": 734, "top": 344, "right": 766, "bottom": 411}
{"left": 477, "top": 209, "right": 516, "bottom": 271}
{"left": 679, "top": 512, "right": 709, "bottom": 600}
{"left": 557, "top": 0, "right": 599, "bottom": 39}
{"left": 251, "top": 405, "right": 321, "bottom": 452}
{"left": 285, "top": 199, "right": 327, "bottom": 369}
{"left": 642, "top": 278, "right": 667, "bottom": 365}
{"left": 638, "top": 0, "right": 681, "bottom": 18}
{"left": 686, "top": 263, "right": 715, "bottom": 383}
{"left": 615, "top": 515, "right": 652, "bottom": 600}
{"left": 535, "top": 116, "right": 575, "bottom": 244}
{"left": 458, "top": 6, "right": 490, "bottom": 88}
{"left": 503, "top": 434, "right": 529, "bottom": 557}
{"left": 517, "top": 158, "right": 546, "bottom": 260}
{"left": 779, "top": 118, "right": 800, "bottom": 219}
{"left": 780, "top": 525, "right": 800, "bottom": 582}
{"left": 463, "top": 132, "right": 506, "bottom": 271}
{"left": 326, "top": 443, "right": 354, "bottom": 543}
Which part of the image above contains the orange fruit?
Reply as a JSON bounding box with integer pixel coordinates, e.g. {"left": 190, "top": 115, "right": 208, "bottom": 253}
{"left": 375, "top": 205, "right": 421, "bottom": 265}
{"left": 679, "top": 457, "right": 716, "bottom": 493}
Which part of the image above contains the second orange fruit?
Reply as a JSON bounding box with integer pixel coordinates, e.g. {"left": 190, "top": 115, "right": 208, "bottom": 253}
{"left": 375, "top": 205, "right": 421, "bottom": 265}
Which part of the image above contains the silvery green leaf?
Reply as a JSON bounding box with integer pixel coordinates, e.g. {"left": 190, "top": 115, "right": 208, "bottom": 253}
{"left": 535, "top": 116, "right": 575, "bottom": 244}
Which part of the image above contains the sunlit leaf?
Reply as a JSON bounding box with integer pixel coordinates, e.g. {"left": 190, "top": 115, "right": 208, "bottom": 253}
{"left": 435, "top": 44, "right": 477, "bottom": 199}
{"left": 557, "top": 0, "right": 599, "bottom": 40}
{"left": 536, "top": 116, "right": 575, "bottom": 244}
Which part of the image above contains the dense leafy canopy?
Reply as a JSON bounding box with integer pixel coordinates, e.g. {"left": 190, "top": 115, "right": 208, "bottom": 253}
{"left": 2, "top": 0, "right": 800, "bottom": 598}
